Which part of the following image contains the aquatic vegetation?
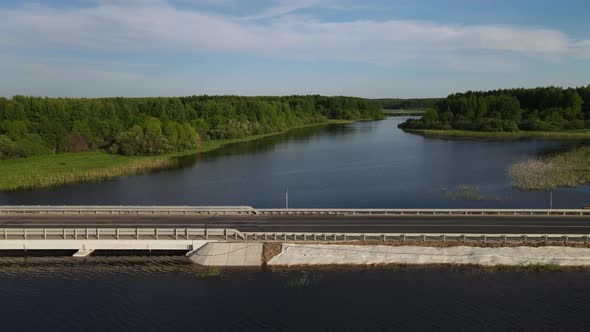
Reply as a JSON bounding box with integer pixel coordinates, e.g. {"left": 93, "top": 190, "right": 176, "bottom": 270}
{"left": 508, "top": 147, "right": 590, "bottom": 190}
{"left": 287, "top": 271, "right": 311, "bottom": 288}
{"left": 404, "top": 129, "right": 590, "bottom": 140}
{"left": 199, "top": 267, "right": 223, "bottom": 278}
{"left": 442, "top": 185, "right": 484, "bottom": 201}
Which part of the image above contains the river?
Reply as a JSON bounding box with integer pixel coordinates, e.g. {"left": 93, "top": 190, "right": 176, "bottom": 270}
{"left": 1, "top": 116, "right": 589, "bottom": 208}
{"left": 1, "top": 256, "right": 589, "bottom": 331}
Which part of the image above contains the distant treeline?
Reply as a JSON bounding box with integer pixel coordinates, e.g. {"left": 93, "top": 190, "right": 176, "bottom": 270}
{"left": 399, "top": 86, "right": 590, "bottom": 132}
{"left": 373, "top": 98, "right": 441, "bottom": 110}
{"left": 0, "top": 95, "right": 383, "bottom": 159}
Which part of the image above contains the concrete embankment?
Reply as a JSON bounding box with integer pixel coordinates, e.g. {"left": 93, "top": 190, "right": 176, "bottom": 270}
{"left": 188, "top": 242, "right": 263, "bottom": 266}
{"left": 267, "top": 244, "right": 590, "bottom": 267}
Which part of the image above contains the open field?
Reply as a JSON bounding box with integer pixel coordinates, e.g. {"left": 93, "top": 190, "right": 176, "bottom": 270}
{"left": 0, "top": 120, "right": 353, "bottom": 191}
{"left": 404, "top": 129, "right": 590, "bottom": 140}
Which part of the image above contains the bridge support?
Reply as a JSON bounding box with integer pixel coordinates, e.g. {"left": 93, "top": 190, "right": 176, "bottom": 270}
{"left": 73, "top": 249, "right": 95, "bottom": 257}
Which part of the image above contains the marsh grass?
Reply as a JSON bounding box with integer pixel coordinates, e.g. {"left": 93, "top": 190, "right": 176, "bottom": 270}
{"left": 0, "top": 152, "right": 180, "bottom": 191}
{"left": 441, "top": 185, "right": 485, "bottom": 201}
{"left": 405, "top": 129, "right": 590, "bottom": 140}
{"left": 199, "top": 267, "right": 223, "bottom": 278}
{"left": 508, "top": 147, "right": 590, "bottom": 190}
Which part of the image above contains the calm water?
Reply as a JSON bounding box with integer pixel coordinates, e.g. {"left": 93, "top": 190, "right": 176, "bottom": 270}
{"left": 1, "top": 256, "right": 589, "bottom": 331}
{"left": 1, "top": 116, "right": 588, "bottom": 208}
{"left": 3, "top": 121, "right": 590, "bottom": 331}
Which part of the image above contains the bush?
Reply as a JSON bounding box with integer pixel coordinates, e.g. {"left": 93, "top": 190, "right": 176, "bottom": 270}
{"left": 502, "top": 120, "right": 519, "bottom": 132}
{"left": 0, "top": 135, "right": 16, "bottom": 159}
{"left": 14, "top": 134, "right": 52, "bottom": 158}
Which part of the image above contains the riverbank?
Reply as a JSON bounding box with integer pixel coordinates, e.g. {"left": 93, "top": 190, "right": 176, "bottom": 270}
{"left": 404, "top": 128, "right": 590, "bottom": 140}
{"left": 508, "top": 146, "right": 590, "bottom": 190}
{"left": 0, "top": 120, "right": 354, "bottom": 191}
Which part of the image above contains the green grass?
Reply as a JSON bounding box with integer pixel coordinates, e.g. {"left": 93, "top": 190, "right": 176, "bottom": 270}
{"left": 508, "top": 146, "right": 590, "bottom": 190}
{"left": 0, "top": 120, "right": 354, "bottom": 191}
{"left": 404, "top": 129, "right": 590, "bottom": 140}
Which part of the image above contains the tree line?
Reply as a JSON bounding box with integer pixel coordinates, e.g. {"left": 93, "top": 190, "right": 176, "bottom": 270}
{"left": 399, "top": 86, "right": 590, "bottom": 132}
{"left": 0, "top": 95, "right": 383, "bottom": 159}
{"left": 373, "top": 98, "right": 440, "bottom": 110}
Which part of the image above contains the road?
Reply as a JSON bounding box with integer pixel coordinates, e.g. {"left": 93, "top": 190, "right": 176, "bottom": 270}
{"left": 2, "top": 214, "right": 590, "bottom": 234}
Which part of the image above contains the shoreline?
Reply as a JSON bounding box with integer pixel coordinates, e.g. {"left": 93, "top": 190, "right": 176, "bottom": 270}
{"left": 403, "top": 128, "right": 590, "bottom": 140}
{"left": 0, "top": 119, "right": 357, "bottom": 192}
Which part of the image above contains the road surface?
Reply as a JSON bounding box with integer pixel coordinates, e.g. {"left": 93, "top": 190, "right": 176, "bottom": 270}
{"left": 1, "top": 214, "right": 590, "bottom": 234}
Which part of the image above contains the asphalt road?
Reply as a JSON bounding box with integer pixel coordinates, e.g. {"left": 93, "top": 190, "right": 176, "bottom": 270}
{"left": 2, "top": 214, "right": 590, "bottom": 234}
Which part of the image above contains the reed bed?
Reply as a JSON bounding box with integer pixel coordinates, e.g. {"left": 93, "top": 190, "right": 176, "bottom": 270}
{"left": 406, "top": 129, "right": 590, "bottom": 140}
{"left": 508, "top": 147, "right": 590, "bottom": 190}
{"left": 0, "top": 152, "right": 179, "bottom": 191}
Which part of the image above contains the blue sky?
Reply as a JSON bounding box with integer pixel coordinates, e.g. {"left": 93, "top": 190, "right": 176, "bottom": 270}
{"left": 1, "top": 0, "right": 589, "bottom": 98}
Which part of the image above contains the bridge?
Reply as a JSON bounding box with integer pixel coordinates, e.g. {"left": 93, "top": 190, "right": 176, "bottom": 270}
{"left": 2, "top": 206, "right": 590, "bottom": 262}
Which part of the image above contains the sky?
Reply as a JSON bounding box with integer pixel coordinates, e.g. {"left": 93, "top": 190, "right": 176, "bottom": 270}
{"left": 1, "top": 0, "right": 589, "bottom": 98}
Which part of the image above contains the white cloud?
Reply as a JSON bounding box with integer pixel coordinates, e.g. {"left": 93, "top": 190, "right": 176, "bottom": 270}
{"left": 246, "top": 0, "right": 324, "bottom": 19}
{"left": 0, "top": 0, "right": 589, "bottom": 97}
{"left": 0, "top": 0, "right": 587, "bottom": 67}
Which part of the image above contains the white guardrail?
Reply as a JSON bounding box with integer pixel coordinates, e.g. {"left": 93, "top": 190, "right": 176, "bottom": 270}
{"left": 0, "top": 206, "right": 255, "bottom": 215}
{"left": 0, "top": 206, "right": 590, "bottom": 216}
{"left": 0, "top": 228, "right": 589, "bottom": 246}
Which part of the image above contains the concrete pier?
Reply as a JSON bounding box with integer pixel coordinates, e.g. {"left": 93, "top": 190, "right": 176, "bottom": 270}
{"left": 188, "top": 242, "right": 263, "bottom": 266}
{"left": 73, "top": 249, "right": 95, "bottom": 257}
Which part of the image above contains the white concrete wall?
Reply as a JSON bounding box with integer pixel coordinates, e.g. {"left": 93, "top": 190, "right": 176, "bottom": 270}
{"left": 268, "top": 244, "right": 590, "bottom": 266}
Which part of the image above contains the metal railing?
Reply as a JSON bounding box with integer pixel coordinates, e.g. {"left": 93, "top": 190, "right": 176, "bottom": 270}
{"left": 0, "top": 228, "right": 243, "bottom": 241}
{"left": 1, "top": 227, "right": 589, "bottom": 246}
{"left": 1, "top": 206, "right": 590, "bottom": 216}
{"left": 254, "top": 208, "right": 590, "bottom": 216}
{"left": 0, "top": 206, "right": 255, "bottom": 215}
{"left": 241, "top": 232, "right": 590, "bottom": 245}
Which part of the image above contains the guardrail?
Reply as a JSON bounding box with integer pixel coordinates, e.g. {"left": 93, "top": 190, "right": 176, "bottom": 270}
{"left": 0, "top": 206, "right": 255, "bottom": 215}
{"left": 0, "top": 228, "right": 244, "bottom": 241}
{"left": 254, "top": 208, "right": 590, "bottom": 216}
{"left": 242, "top": 232, "right": 590, "bottom": 245}
{"left": 1, "top": 206, "right": 590, "bottom": 216}
{"left": 1, "top": 227, "right": 588, "bottom": 246}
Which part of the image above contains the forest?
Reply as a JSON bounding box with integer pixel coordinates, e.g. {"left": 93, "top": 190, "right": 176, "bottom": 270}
{"left": 399, "top": 86, "right": 590, "bottom": 132}
{"left": 0, "top": 95, "right": 383, "bottom": 159}
{"left": 373, "top": 98, "right": 440, "bottom": 110}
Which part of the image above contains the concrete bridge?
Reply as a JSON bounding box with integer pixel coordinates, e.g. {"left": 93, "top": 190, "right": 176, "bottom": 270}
{"left": 1, "top": 205, "right": 590, "bottom": 265}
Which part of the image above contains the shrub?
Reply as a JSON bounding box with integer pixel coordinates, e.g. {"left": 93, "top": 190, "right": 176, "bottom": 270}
{"left": 14, "top": 134, "right": 52, "bottom": 158}
{"left": 0, "top": 135, "right": 16, "bottom": 159}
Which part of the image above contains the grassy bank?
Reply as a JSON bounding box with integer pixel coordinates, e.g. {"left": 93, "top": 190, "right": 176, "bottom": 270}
{"left": 508, "top": 146, "right": 590, "bottom": 190}
{"left": 0, "top": 120, "right": 354, "bottom": 191}
{"left": 404, "top": 129, "right": 590, "bottom": 140}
